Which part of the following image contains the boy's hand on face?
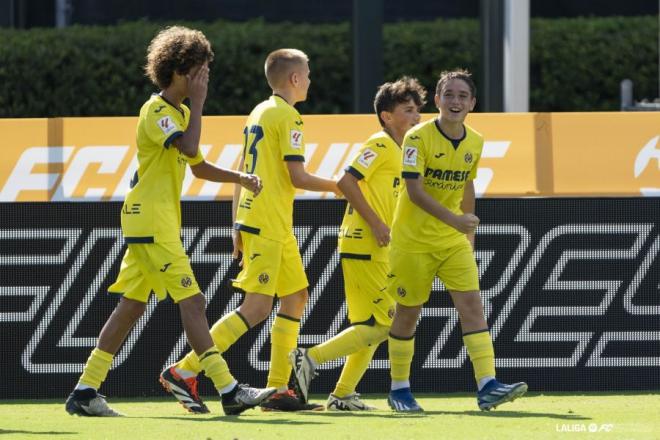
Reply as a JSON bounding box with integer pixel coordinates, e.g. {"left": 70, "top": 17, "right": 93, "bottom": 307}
{"left": 187, "top": 63, "right": 209, "bottom": 106}
{"left": 239, "top": 173, "right": 263, "bottom": 196}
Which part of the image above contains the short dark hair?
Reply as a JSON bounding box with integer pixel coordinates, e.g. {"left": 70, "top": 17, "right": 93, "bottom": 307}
{"left": 374, "top": 76, "right": 427, "bottom": 127}
{"left": 145, "top": 26, "right": 214, "bottom": 90}
{"left": 435, "top": 69, "right": 477, "bottom": 97}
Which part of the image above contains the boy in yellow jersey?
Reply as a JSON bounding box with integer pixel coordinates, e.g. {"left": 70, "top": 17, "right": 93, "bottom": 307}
{"left": 385, "top": 70, "right": 527, "bottom": 412}
{"left": 288, "top": 77, "right": 427, "bottom": 410}
{"left": 65, "top": 26, "right": 275, "bottom": 417}
{"left": 163, "top": 48, "right": 340, "bottom": 412}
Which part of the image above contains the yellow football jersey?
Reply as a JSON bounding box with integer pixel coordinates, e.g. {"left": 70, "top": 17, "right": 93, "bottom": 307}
{"left": 391, "top": 118, "right": 483, "bottom": 252}
{"left": 235, "top": 95, "right": 306, "bottom": 241}
{"left": 338, "top": 131, "right": 402, "bottom": 262}
{"left": 120, "top": 94, "right": 203, "bottom": 243}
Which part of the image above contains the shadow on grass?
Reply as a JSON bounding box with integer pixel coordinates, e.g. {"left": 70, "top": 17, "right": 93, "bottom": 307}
{"left": 0, "top": 429, "right": 77, "bottom": 435}
{"left": 140, "top": 416, "right": 330, "bottom": 425}
{"left": 2, "top": 391, "right": 656, "bottom": 405}
{"left": 309, "top": 410, "right": 590, "bottom": 420}
{"left": 354, "top": 391, "right": 657, "bottom": 399}
{"left": 423, "top": 410, "right": 591, "bottom": 420}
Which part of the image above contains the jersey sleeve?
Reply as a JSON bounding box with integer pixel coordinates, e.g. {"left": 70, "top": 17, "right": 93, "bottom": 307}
{"left": 345, "top": 140, "right": 385, "bottom": 181}
{"left": 278, "top": 112, "right": 306, "bottom": 162}
{"left": 185, "top": 148, "right": 205, "bottom": 166}
{"left": 401, "top": 132, "right": 426, "bottom": 179}
{"left": 144, "top": 106, "right": 185, "bottom": 149}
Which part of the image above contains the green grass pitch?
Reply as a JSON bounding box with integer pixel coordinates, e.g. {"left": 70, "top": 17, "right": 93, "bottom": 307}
{"left": 1, "top": 392, "right": 658, "bottom": 440}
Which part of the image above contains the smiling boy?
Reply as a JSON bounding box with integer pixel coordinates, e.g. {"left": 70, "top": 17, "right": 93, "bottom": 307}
{"left": 385, "top": 70, "right": 528, "bottom": 412}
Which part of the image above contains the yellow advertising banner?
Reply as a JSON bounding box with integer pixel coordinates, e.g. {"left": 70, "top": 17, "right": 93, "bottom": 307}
{"left": 549, "top": 112, "right": 660, "bottom": 196}
{"left": 0, "top": 112, "right": 658, "bottom": 202}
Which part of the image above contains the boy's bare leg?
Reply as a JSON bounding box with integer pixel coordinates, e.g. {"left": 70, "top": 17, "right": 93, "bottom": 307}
{"left": 96, "top": 297, "right": 146, "bottom": 354}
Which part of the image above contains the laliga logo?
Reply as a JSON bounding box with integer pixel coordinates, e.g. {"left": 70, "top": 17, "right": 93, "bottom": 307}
{"left": 634, "top": 136, "right": 660, "bottom": 196}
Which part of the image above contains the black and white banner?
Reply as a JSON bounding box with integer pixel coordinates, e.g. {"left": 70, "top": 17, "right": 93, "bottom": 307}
{"left": 1, "top": 199, "right": 659, "bottom": 398}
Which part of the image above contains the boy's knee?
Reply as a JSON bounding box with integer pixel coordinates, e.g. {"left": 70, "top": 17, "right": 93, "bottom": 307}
{"left": 238, "top": 301, "right": 273, "bottom": 326}
{"left": 178, "top": 293, "right": 206, "bottom": 315}
{"left": 119, "top": 297, "right": 147, "bottom": 320}
{"left": 278, "top": 288, "right": 308, "bottom": 316}
{"left": 399, "top": 307, "right": 419, "bottom": 322}
{"left": 456, "top": 298, "right": 485, "bottom": 321}
{"left": 251, "top": 306, "right": 272, "bottom": 324}
{"left": 390, "top": 316, "right": 417, "bottom": 338}
{"left": 295, "top": 289, "right": 309, "bottom": 303}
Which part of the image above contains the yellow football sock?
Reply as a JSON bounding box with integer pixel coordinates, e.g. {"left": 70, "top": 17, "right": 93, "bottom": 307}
{"left": 333, "top": 344, "right": 379, "bottom": 397}
{"left": 308, "top": 323, "right": 388, "bottom": 364}
{"left": 388, "top": 334, "right": 415, "bottom": 383}
{"left": 463, "top": 330, "right": 496, "bottom": 383}
{"left": 210, "top": 311, "right": 250, "bottom": 352}
{"left": 177, "top": 311, "right": 250, "bottom": 374}
{"left": 198, "top": 348, "right": 234, "bottom": 391}
{"left": 78, "top": 348, "right": 113, "bottom": 390}
{"left": 267, "top": 314, "right": 300, "bottom": 390}
{"left": 176, "top": 350, "right": 201, "bottom": 374}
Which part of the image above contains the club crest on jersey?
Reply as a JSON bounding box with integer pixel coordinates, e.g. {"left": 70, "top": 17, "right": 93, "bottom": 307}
{"left": 290, "top": 129, "right": 303, "bottom": 149}
{"left": 464, "top": 152, "right": 473, "bottom": 164}
{"left": 403, "top": 146, "right": 417, "bottom": 166}
{"left": 397, "top": 287, "right": 406, "bottom": 297}
{"left": 357, "top": 148, "right": 378, "bottom": 168}
{"left": 181, "top": 276, "right": 192, "bottom": 288}
{"left": 157, "top": 116, "right": 177, "bottom": 135}
{"left": 258, "top": 273, "right": 270, "bottom": 284}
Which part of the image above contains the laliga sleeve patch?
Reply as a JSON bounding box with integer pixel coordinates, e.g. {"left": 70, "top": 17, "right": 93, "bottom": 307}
{"left": 290, "top": 129, "right": 303, "bottom": 149}
{"left": 403, "top": 146, "right": 418, "bottom": 166}
{"left": 357, "top": 148, "right": 378, "bottom": 168}
{"left": 157, "top": 116, "right": 177, "bottom": 135}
